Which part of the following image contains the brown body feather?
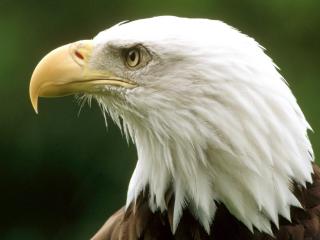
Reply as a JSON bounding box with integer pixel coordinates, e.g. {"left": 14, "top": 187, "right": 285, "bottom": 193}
{"left": 91, "top": 165, "right": 320, "bottom": 240}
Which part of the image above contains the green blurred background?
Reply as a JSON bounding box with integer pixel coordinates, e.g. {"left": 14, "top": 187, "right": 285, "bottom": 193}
{"left": 0, "top": 0, "right": 319, "bottom": 239}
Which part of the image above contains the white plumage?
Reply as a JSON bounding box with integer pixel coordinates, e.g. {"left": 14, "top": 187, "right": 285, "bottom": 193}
{"left": 28, "top": 16, "right": 314, "bottom": 237}
{"left": 88, "top": 16, "right": 314, "bottom": 235}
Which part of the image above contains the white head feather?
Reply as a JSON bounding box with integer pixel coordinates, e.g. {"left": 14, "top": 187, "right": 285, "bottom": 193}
{"left": 90, "top": 16, "right": 314, "bottom": 235}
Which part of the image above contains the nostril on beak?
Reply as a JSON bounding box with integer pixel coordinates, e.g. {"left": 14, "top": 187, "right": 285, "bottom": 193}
{"left": 75, "top": 50, "right": 84, "bottom": 60}
{"left": 69, "top": 40, "right": 92, "bottom": 66}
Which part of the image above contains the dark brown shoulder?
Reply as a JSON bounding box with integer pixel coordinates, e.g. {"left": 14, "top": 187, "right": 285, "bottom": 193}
{"left": 91, "top": 192, "right": 174, "bottom": 240}
{"left": 91, "top": 164, "right": 320, "bottom": 240}
{"left": 272, "top": 164, "right": 320, "bottom": 240}
{"left": 210, "top": 165, "right": 320, "bottom": 240}
{"left": 91, "top": 208, "right": 125, "bottom": 240}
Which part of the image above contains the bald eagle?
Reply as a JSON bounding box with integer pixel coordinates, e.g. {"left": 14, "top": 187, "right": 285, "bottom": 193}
{"left": 29, "top": 16, "right": 320, "bottom": 240}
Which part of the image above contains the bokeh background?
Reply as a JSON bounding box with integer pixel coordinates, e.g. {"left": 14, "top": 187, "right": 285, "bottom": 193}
{"left": 0, "top": 0, "right": 319, "bottom": 239}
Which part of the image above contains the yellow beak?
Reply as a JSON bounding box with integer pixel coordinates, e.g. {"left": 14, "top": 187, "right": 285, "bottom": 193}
{"left": 29, "top": 40, "right": 136, "bottom": 113}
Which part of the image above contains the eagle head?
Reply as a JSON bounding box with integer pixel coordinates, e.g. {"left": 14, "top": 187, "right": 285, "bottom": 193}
{"left": 29, "top": 16, "right": 313, "bottom": 235}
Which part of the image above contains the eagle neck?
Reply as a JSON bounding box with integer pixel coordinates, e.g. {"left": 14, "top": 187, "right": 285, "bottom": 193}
{"left": 125, "top": 124, "right": 216, "bottom": 233}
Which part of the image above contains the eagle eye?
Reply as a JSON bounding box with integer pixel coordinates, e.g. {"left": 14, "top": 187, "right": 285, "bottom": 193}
{"left": 125, "top": 47, "right": 140, "bottom": 68}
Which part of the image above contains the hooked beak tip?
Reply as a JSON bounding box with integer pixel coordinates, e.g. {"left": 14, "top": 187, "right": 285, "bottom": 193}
{"left": 30, "top": 88, "right": 39, "bottom": 114}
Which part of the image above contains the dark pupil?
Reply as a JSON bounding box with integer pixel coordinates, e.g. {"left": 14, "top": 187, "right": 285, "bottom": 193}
{"left": 129, "top": 51, "right": 136, "bottom": 62}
